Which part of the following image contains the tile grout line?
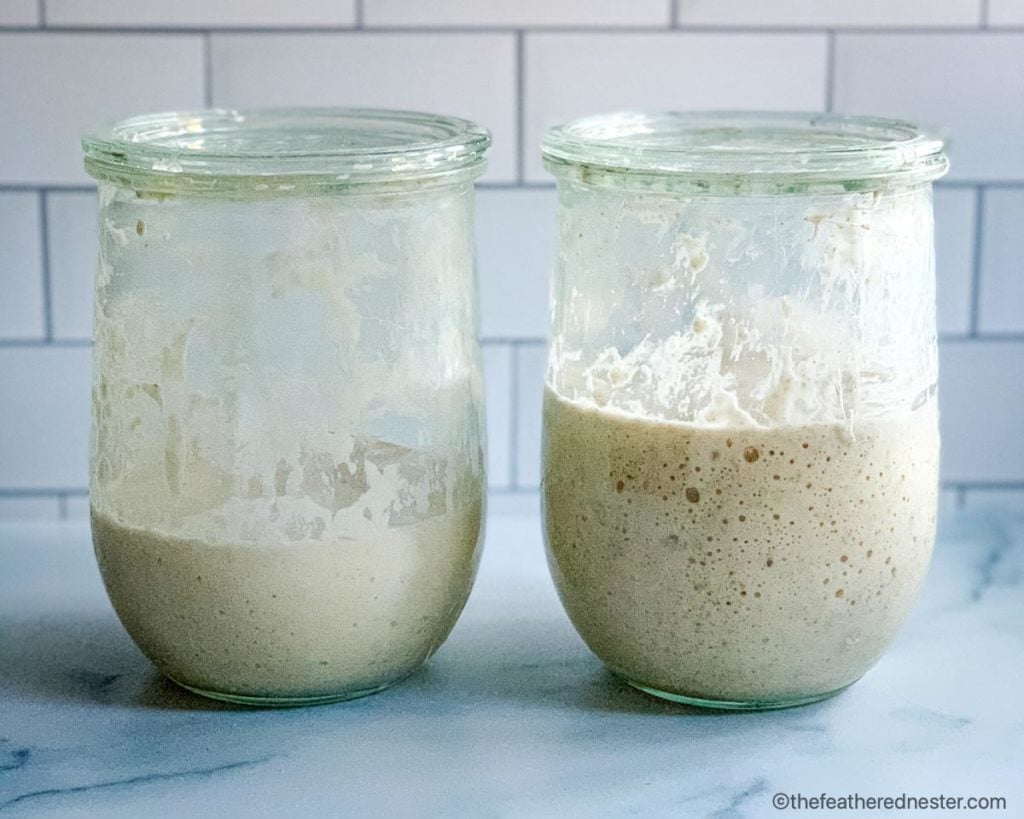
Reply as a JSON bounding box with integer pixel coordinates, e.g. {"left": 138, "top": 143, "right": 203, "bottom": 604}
{"left": 481, "top": 336, "right": 547, "bottom": 346}
{"left": 943, "top": 481, "right": 1024, "bottom": 490}
{"left": 824, "top": 30, "right": 836, "bottom": 112}
{"left": 58, "top": 493, "right": 68, "bottom": 519}
{"left": 515, "top": 30, "right": 525, "bottom": 185}
{"left": 968, "top": 186, "right": 985, "bottom": 337}
{"left": 938, "top": 332, "right": 1024, "bottom": 343}
{"left": 508, "top": 343, "right": 520, "bottom": 489}
{"left": 0, "top": 489, "right": 89, "bottom": 497}
{"left": 38, "top": 191, "right": 53, "bottom": 342}
{"left": 3, "top": 333, "right": 1023, "bottom": 349}
{"left": 0, "top": 185, "right": 97, "bottom": 193}
{"left": 37, "top": 0, "right": 45, "bottom": 27}
{"left": 936, "top": 180, "right": 1024, "bottom": 189}
{"left": 489, "top": 487, "right": 541, "bottom": 496}
{"left": 0, "top": 338, "right": 92, "bottom": 347}
{"left": 355, "top": 0, "right": 364, "bottom": 29}
{"left": 4, "top": 24, "right": 1024, "bottom": 34}
{"left": 3, "top": 483, "right": 1024, "bottom": 504}
{"left": 669, "top": 0, "right": 678, "bottom": 29}
{"left": 980, "top": 0, "right": 991, "bottom": 27}
{"left": 202, "top": 31, "right": 213, "bottom": 107}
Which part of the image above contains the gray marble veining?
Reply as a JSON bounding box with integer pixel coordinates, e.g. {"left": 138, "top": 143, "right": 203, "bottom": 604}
{"left": 0, "top": 503, "right": 1021, "bottom": 818}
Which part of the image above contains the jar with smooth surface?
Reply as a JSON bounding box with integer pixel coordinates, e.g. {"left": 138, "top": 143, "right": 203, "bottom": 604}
{"left": 84, "top": 109, "right": 489, "bottom": 705}
{"left": 541, "top": 112, "right": 947, "bottom": 709}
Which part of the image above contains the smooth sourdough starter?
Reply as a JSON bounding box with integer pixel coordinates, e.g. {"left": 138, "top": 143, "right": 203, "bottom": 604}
{"left": 93, "top": 497, "right": 481, "bottom": 700}
{"left": 543, "top": 388, "right": 938, "bottom": 703}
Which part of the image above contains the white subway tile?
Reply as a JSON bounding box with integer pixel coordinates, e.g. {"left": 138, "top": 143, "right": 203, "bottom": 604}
{"left": 933, "top": 187, "right": 977, "bottom": 336}
{"left": 0, "top": 0, "right": 39, "bottom": 25}
{"left": 515, "top": 343, "right": 547, "bottom": 488}
{"left": 978, "top": 187, "right": 1024, "bottom": 334}
{"left": 487, "top": 492, "right": 541, "bottom": 517}
{"left": 482, "top": 344, "right": 513, "bottom": 490}
{"left": 64, "top": 493, "right": 91, "bottom": 519}
{"left": 476, "top": 188, "right": 556, "bottom": 340}
{"left": 939, "top": 341, "right": 1024, "bottom": 483}
{"left": 0, "top": 33, "right": 204, "bottom": 185}
{"left": 524, "top": 33, "right": 828, "bottom": 181}
{"left": 833, "top": 34, "right": 1024, "bottom": 182}
{"left": 64, "top": 493, "right": 91, "bottom": 518}
{"left": 0, "top": 346, "right": 92, "bottom": 490}
{"left": 962, "top": 488, "right": 1024, "bottom": 512}
{"left": 938, "top": 488, "right": 962, "bottom": 518}
{"left": 46, "top": 0, "right": 356, "bottom": 28}
{"left": 675, "top": 0, "right": 981, "bottom": 27}
{"left": 0, "top": 192, "right": 45, "bottom": 340}
{"left": 46, "top": 191, "right": 98, "bottom": 341}
{"left": 0, "top": 497, "right": 61, "bottom": 520}
{"left": 365, "top": 0, "right": 670, "bottom": 27}
{"left": 989, "top": 0, "right": 1024, "bottom": 25}
{"left": 210, "top": 33, "right": 516, "bottom": 183}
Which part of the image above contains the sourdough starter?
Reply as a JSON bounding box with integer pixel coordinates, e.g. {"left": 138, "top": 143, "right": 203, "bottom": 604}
{"left": 93, "top": 496, "right": 481, "bottom": 700}
{"left": 543, "top": 388, "right": 938, "bottom": 703}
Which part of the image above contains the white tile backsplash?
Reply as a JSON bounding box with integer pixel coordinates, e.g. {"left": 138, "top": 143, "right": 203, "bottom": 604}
{"left": 0, "top": 346, "right": 91, "bottom": 490}
{"left": 934, "top": 187, "right": 977, "bottom": 336}
{"left": 978, "top": 188, "right": 1024, "bottom": 334}
{"left": 476, "top": 188, "right": 556, "bottom": 339}
{"left": 64, "top": 494, "right": 91, "bottom": 519}
{"left": 675, "top": 0, "right": 981, "bottom": 27}
{"left": 834, "top": 33, "right": 1024, "bottom": 181}
{"left": 0, "top": 0, "right": 39, "bottom": 26}
{"left": 46, "top": 191, "right": 97, "bottom": 341}
{"left": 0, "top": 192, "right": 45, "bottom": 340}
{"left": 365, "top": 0, "right": 671, "bottom": 27}
{"left": 524, "top": 32, "right": 828, "bottom": 181}
{"left": 46, "top": 0, "right": 357, "bottom": 28}
{"left": 210, "top": 33, "right": 517, "bottom": 182}
{"left": 939, "top": 341, "right": 1024, "bottom": 483}
{"left": 962, "top": 489, "right": 1024, "bottom": 512}
{"left": 483, "top": 344, "right": 513, "bottom": 489}
{"left": 515, "top": 344, "right": 547, "bottom": 488}
{"left": 0, "top": 497, "right": 61, "bottom": 520}
{"left": 0, "top": 33, "right": 205, "bottom": 185}
{"left": 989, "top": 0, "right": 1024, "bottom": 25}
{"left": 0, "top": 9, "right": 1022, "bottom": 514}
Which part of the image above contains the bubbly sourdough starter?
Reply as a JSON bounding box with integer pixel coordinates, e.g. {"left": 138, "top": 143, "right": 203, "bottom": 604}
{"left": 93, "top": 498, "right": 482, "bottom": 701}
{"left": 543, "top": 388, "right": 938, "bottom": 703}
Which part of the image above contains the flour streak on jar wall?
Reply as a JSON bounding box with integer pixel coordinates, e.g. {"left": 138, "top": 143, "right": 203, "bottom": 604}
{"left": 540, "top": 112, "right": 948, "bottom": 709}
{"left": 83, "top": 108, "right": 491, "bottom": 706}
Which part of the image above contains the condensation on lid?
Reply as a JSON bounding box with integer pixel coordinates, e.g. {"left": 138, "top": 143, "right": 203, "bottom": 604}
{"left": 83, "top": 108, "right": 491, "bottom": 188}
{"left": 542, "top": 111, "right": 948, "bottom": 189}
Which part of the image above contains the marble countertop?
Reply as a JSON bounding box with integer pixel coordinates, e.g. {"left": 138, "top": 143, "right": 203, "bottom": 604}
{"left": 1, "top": 500, "right": 1022, "bottom": 817}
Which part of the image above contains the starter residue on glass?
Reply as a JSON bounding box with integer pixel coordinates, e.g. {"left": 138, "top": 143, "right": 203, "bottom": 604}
{"left": 542, "top": 184, "right": 940, "bottom": 703}
{"left": 90, "top": 183, "right": 484, "bottom": 700}
{"left": 548, "top": 188, "right": 937, "bottom": 430}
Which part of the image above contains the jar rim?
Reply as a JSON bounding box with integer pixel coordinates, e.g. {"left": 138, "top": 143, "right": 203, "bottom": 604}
{"left": 542, "top": 111, "right": 948, "bottom": 191}
{"left": 83, "top": 107, "right": 491, "bottom": 191}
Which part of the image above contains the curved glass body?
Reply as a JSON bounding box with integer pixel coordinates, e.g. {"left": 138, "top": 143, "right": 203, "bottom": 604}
{"left": 541, "top": 112, "right": 947, "bottom": 709}
{"left": 85, "top": 109, "right": 489, "bottom": 705}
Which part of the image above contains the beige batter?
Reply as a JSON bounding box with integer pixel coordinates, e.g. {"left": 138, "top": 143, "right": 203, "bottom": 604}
{"left": 92, "top": 496, "right": 482, "bottom": 702}
{"left": 543, "top": 387, "right": 938, "bottom": 704}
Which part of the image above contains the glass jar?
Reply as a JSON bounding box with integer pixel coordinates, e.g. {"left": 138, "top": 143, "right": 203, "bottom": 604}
{"left": 541, "top": 112, "right": 947, "bottom": 710}
{"left": 84, "top": 109, "right": 489, "bottom": 706}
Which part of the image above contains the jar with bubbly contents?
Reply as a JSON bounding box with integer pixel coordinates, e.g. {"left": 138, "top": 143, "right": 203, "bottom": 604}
{"left": 84, "top": 109, "right": 490, "bottom": 705}
{"left": 541, "top": 112, "right": 947, "bottom": 709}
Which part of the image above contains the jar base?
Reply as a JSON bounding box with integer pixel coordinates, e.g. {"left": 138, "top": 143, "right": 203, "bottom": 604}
{"left": 168, "top": 675, "right": 402, "bottom": 708}
{"left": 622, "top": 677, "right": 852, "bottom": 711}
